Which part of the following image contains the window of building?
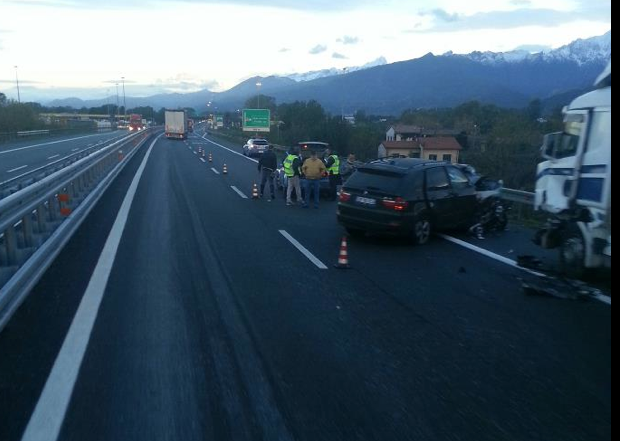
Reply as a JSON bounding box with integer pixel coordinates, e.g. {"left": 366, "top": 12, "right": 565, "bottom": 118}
{"left": 428, "top": 154, "right": 438, "bottom": 161}
{"left": 442, "top": 154, "right": 452, "bottom": 162}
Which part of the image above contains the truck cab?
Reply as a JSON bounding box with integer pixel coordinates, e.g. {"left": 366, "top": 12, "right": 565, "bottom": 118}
{"left": 534, "top": 62, "right": 611, "bottom": 276}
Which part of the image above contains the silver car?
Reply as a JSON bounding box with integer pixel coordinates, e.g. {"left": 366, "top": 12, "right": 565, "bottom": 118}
{"left": 243, "top": 138, "right": 269, "bottom": 157}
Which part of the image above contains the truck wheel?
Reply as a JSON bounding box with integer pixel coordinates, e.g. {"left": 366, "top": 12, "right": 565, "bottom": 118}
{"left": 412, "top": 217, "right": 432, "bottom": 245}
{"left": 559, "top": 226, "right": 586, "bottom": 279}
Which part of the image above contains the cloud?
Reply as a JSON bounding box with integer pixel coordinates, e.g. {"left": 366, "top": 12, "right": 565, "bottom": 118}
{"left": 309, "top": 44, "right": 327, "bottom": 55}
{"left": 6, "top": 0, "right": 385, "bottom": 11}
{"left": 0, "top": 79, "right": 44, "bottom": 85}
{"left": 510, "top": 0, "right": 531, "bottom": 5}
{"left": 279, "top": 47, "right": 290, "bottom": 53}
{"left": 332, "top": 52, "right": 348, "bottom": 59}
{"left": 512, "top": 44, "right": 551, "bottom": 52}
{"left": 428, "top": 8, "right": 459, "bottom": 22}
{"left": 103, "top": 79, "right": 138, "bottom": 84}
{"left": 336, "top": 35, "right": 359, "bottom": 45}
{"left": 410, "top": 5, "right": 611, "bottom": 32}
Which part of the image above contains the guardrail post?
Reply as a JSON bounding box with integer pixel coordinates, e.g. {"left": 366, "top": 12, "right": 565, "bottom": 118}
{"left": 4, "top": 225, "right": 18, "bottom": 266}
{"left": 22, "top": 214, "right": 34, "bottom": 247}
{"left": 47, "top": 196, "right": 57, "bottom": 221}
{"left": 36, "top": 204, "right": 47, "bottom": 234}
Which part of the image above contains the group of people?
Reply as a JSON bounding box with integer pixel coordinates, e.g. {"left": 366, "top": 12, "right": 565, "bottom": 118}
{"left": 257, "top": 145, "right": 358, "bottom": 208}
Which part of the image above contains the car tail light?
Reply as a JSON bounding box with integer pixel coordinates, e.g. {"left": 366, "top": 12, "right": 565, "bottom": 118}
{"left": 382, "top": 197, "right": 408, "bottom": 211}
{"left": 339, "top": 191, "right": 352, "bottom": 203}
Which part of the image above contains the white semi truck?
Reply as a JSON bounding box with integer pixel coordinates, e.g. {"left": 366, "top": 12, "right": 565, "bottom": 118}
{"left": 534, "top": 62, "right": 611, "bottom": 277}
{"left": 165, "top": 109, "right": 188, "bottom": 140}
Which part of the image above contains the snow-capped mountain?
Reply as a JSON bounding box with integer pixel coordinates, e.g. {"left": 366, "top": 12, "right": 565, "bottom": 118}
{"left": 448, "top": 31, "right": 611, "bottom": 66}
{"left": 286, "top": 57, "right": 387, "bottom": 82}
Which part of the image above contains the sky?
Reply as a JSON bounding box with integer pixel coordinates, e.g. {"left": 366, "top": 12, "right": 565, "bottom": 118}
{"left": 0, "top": 0, "right": 611, "bottom": 102}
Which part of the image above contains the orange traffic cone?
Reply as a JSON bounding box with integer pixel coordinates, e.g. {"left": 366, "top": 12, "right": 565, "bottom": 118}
{"left": 222, "top": 163, "right": 228, "bottom": 174}
{"left": 334, "top": 236, "right": 350, "bottom": 269}
{"left": 208, "top": 153, "right": 213, "bottom": 162}
{"left": 252, "top": 183, "right": 259, "bottom": 199}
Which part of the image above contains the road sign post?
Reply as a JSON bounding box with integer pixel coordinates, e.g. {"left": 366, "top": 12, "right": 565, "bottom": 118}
{"left": 242, "top": 109, "right": 270, "bottom": 133}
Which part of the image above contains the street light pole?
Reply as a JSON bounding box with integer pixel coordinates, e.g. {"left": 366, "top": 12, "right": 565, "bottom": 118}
{"left": 115, "top": 83, "right": 120, "bottom": 120}
{"left": 341, "top": 67, "right": 347, "bottom": 121}
{"left": 14, "top": 66, "right": 21, "bottom": 103}
{"left": 121, "top": 76, "right": 127, "bottom": 119}
{"left": 256, "top": 81, "right": 262, "bottom": 108}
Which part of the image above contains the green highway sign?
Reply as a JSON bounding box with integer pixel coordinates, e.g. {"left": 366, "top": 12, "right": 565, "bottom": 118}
{"left": 242, "top": 109, "right": 271, "bottom": 132}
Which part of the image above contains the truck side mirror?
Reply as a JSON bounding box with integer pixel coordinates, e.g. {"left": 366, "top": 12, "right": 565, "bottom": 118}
{"left": 541, "top": 132, "right": 561, "bottom": 160}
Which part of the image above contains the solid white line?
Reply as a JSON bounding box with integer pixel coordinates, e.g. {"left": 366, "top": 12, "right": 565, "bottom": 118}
{"left": 439, "top": 234, "right": 547, "bottom": 277}
{"left": 211, "top": 167, "right": 220, "bottom": 175}
{"left": 47, "top": 154, "right": 60, "bottom": 160}
{"left": 439, "top": 234, "right": 611, "bottom": 305}
{"left": 21, "top": 134, "right": 162, "bottom": 441}
{"left": 7, "top": 165, "right": 28, "bottom": 173}
{"left": 279, "top": 230, "right": 328, "bottom": 269}
{"left": 0, "top": 133, "right": 111, "bottom": 155}
{"left": 231, "top": 185, "right": 248, "bottom": 199}
{"left": 200, "top": 157, "right": 206, "bottom": 163}
{"left": 201, "top": 134, "right": 258, "bottom": 163}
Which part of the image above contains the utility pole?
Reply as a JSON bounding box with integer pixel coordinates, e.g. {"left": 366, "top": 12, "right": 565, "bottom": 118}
{"left": 14, "top": 66, "right": 21, "bottom": 103}
{"left": 256, "top": 81, "right": 262, "bottom": 108}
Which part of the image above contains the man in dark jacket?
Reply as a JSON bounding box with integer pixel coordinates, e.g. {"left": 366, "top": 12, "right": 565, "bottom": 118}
{"left": 258, "top": 144, "right": 278, "bottom": 200}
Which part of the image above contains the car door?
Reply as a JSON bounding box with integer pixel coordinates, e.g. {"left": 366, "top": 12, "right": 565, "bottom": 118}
{"left": 446, "top": 165, "right": 477, "bottom": 226}
{"left": 424, "top": 166, "right": 454, "bottom": 229}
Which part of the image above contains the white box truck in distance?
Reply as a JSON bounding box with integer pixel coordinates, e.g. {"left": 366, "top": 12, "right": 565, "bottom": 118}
{"left": 165, "top": 109, "right": 188, "bottom": 140}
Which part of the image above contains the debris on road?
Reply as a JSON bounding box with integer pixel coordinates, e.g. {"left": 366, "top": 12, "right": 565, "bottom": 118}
{"left": 520, "top": 277, "right": 602, "bottom": 300}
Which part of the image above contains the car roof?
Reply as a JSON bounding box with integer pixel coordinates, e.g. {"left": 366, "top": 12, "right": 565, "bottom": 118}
{"left": 361, "top": 158, "right": 447, "bottom": 174}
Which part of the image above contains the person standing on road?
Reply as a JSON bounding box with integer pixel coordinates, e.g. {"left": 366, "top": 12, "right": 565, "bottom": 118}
{"left": 283, "top": 147, "right": 303, "bottom": 206}
{"left": 302, "top": 150, "right": 327, "bottom": 209}
{"left": 340, "top": 153, "right": 358, "bottom": 181}
{"left": 258, "top": 144, "right": 277, "bottom": 201}
{"left": 324, "top": 148, "right": 341, "bottom": 201}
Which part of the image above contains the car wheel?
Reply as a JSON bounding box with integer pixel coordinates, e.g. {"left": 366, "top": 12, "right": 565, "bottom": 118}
{"left": 346, "top": 227, "right": 365, "bottom": 238}
{"left": 559, "top": 225, "right": 586, "bottom": 279}
{"left": 412, "top": 217, "right": 432, "bottom": 245}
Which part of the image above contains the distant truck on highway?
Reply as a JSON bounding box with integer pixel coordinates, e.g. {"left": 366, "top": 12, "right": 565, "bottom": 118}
{"left": 128, "top": 114, "right": 144, "bottom": 132}
{"left": 534, "top": 62, "right": 611, "bottom": 277}
{"left": 165, "top": 109, "right": 188, "bottom": 140}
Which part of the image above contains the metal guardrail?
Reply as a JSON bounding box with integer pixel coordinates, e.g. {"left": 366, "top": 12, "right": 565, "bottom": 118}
{"left": 0, "top": 133, "right": 134, "bottom": 200}
{"left": 500, "top": 188, "right": 535, "bottom": 205}
{"left": 0, "top": 128, "right": 157, "bottom": 330}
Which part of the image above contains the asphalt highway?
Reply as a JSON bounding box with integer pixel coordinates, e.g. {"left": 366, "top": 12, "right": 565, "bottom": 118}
{"left": 0, "top": 129, "right": 611, "bottom": 441}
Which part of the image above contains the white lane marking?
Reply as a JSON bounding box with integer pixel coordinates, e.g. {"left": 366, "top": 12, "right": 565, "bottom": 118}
{"left": 193, "top": 151, "right": 197, "bottom": 155}
{"left": 47, "top": 154, "right": 60, "bottom": 160}
{"left": 231, "top": 185, "right": 248, "bottom": 199}
{"left": 439, "top": 234, "right": 611, "bottom": 305}
{"left": 279, "top": 230, "right": 328, "bottom": 269}
{"left": 71, "top": 148, "right": 79, "bottom": 152}
{"left": 7, "top": 165, "right": 28, "bottom": 173}
{"left": 200, "top": 157, "right": 206, "bottom": 163}
{"left": 0, "top": 133, "right": 113, "bottom": 155}
{"left": 211, "top": 167, "right": 220, "bottom": 175}
{"left": 201, "top": 135, "right": 258, "bottom": 163}
{"left": 21, "top": 134, "right": 162, "bottom": 441}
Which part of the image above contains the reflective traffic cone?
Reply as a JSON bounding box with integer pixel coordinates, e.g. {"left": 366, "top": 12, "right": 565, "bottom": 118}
{"left": 252, "top": 183, "right": 259, "bottom": 199}
{"left": 222, "top": 163, "right": 228, "bottom": 174}
{"left": 201, "top": 149, "right": 206, "bottom": 158}
{"left": 208, "top": 153, "right": 213, "bottom": 162}
{"left": 118, "top": 150, "right": 124, "bottom": 161}
{"left": 334, "top": 236, "right": 350, "bottom": 269}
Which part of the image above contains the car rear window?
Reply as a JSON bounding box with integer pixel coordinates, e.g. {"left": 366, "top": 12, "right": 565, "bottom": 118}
{"left": 345, "top": 169, "right": 404, "bottom": 194}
